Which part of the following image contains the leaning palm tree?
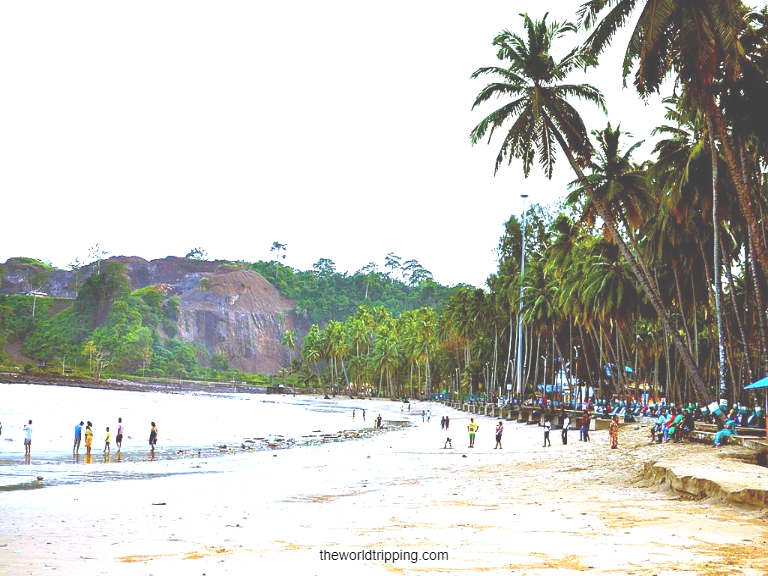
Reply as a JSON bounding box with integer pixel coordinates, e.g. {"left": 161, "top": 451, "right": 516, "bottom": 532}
{"left": 577, "top": 0, "right": 768, "bottom": 286}
{"left": 470, "top": 12, "right": 712, "bottom": 405}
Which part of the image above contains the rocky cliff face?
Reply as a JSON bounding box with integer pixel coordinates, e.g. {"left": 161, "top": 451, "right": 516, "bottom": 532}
{"left": 1, "top": 256, "right": 308, "bottom": 375}
{"left": 176, "top": 269, "right": 305, "bottom": 374}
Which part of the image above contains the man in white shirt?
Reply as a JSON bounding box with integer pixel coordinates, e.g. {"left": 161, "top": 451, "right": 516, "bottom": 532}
{"left": 542, "top": 417, "right": 551, "bottom": 447}
{"left": 23, "top": 420, "right": 32, "bottom": 455}
{"left": 561, "top": 413, "right": 571, "bottom": 445}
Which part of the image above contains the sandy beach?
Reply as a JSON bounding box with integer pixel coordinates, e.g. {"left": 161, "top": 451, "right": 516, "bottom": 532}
{"left": 2, "top": 394, "right": 768, "bottom": 576}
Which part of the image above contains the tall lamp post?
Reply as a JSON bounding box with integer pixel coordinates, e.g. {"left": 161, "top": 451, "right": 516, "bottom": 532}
{"left": 516, "top": 194, "right": 529, "bottom": 400}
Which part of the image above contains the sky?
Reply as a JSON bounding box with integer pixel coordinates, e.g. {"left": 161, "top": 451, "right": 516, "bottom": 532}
{"left": 1, "top": 1, "right": 765, "bottom": 288}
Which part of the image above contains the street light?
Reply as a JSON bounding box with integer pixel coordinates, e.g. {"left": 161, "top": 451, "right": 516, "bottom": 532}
{"left": 516, "top": 194, "right": 529, "bottom": 400}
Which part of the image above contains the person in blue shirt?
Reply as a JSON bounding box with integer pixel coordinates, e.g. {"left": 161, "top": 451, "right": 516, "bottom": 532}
{"left": 74, "top": 421, "right": 84, "bottom": 454}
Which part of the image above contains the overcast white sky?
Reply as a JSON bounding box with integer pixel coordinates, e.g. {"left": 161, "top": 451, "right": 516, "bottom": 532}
{"left": 1, "top": 1, "right": 765, "bottom": 288}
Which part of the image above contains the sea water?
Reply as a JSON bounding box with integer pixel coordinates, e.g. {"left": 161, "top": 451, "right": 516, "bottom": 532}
{"left": 0, "top": 383, "right": 420, "bottom": 493}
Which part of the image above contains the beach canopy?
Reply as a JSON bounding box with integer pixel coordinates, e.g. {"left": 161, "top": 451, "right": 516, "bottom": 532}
{"left": 744, "top": 376, "right": 768, "bottom": 390}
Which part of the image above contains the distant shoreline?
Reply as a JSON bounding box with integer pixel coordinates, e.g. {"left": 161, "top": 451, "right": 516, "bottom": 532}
{"left": 0, "top": 373, "right": 420, "bottom": 403}
{"left": 0, "top": 372, "right": 271, "bottom": 395}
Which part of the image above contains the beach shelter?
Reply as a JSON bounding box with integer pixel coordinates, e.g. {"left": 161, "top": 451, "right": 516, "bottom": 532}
{"left": 743, "top": 376, "right": 768, "bottom": 436}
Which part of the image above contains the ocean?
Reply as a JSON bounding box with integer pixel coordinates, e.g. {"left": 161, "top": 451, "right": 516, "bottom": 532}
{"left": 0, "top": 383, "right": 427, "bottom": 493}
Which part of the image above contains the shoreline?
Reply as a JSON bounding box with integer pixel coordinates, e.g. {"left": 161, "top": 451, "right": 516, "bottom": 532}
{"left": 2, "top": 391, "right": 768, "bottom": 574}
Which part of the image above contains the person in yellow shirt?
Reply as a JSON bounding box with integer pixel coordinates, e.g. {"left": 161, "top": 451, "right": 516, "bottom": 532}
{"left": 104, "top": 427, "right": 111, "bottom": 453}
{"left": 467, "top": 418, "right": 479, "bottom": 448}
{"left": 85, "top": 423, "right": 93, "bottom": 456}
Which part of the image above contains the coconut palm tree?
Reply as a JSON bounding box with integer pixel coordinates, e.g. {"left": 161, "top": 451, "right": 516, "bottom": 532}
{"left": 470, "top": 12, "right": 713, "bottom": 404}
{"left": 578, "top": 0, "right": 768, "bottom": 286}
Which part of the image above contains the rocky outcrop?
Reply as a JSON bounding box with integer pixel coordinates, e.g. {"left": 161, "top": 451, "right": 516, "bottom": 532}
{"left": 1, "top": 256, "right": 309, "bottom": 375}
{"left": 177, "top": 269, "right": 304, "bottom": 374}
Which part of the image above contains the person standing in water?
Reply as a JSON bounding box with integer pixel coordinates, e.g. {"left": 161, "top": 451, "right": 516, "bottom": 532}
{"left": 23, "top": 420, "right": 32, "bottom": 456}
{"left": 149, "top": 422, "right": 158, "bottom": 453}
{"left": 362, "top": 410, "right": 366, "bottom": 422}
{"left": 116, "top": 418, "right": 124, "bottom": 451}
{"left": 352, "top": 409, "right": 356, "bottom": 420}
{"left": 85, "top": 422, "right": 93, "bottom": 456}
{"left": 104, "top": 427, "right": 111, "bottom": 453}
{"left": 74, "top": 421, "right": 83, "bottom": 454}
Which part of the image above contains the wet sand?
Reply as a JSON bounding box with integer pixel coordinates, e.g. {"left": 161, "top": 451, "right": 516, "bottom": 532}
{"left": 2, "top": 400, "right": 768, "bottom": 575}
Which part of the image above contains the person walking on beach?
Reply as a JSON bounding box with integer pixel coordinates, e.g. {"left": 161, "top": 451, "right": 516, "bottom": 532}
{"left": 542, "top": 417, "right": 551, "bottom": 447}
{"left": 561, "top": 413, "right": 570, "bottom": 445}
{"left": 116, "top": 418, "right": 124, "bottom": 451}
{"left": 85, "top": 422, "right": 93, "bottom": 456}
{"left": 422, "top": 410, "right": 425, "bottom": 422}
{"left": 468, "top": 418, "right": 478, "bottom": 448}
{"left": 609, "top": 415, "right": 619, "bottom": 449}
{"left": 362, "top": 410, "right": 366, "bottom": 422}
{"left": 23, "top": 420, "right": 32, "bottom": 456}
{"left": 352, "top": 409, "right": 356, "bottom": 420}
{"left": 445, "top": 416, "right": 450, "bottom": 430}
{"left": 494, "top": 420, "right": 503, "bottom": 449}
{"left": 104, "top": 427, "right": 111, "bottom": 453}
{"left": 580, "top": 411, "right": 591, "bottom": 442}
{"left": 74, "top": 421, "right": 83, "bottom": 453}
{"left": 441, "top": 416, "right": 446, "bottom": 430}
{"left": 376, "top": 415, "right": 382, "bottom": 429}
{"left": 149, "top": 422, "right": 158, "bottom": 453}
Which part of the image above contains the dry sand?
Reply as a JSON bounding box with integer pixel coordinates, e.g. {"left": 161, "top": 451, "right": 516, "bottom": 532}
{"left": 2, "top": 401, "right": 768, "bottom": 576}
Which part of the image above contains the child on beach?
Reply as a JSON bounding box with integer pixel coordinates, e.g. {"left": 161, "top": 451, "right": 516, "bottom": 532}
{"left": 494, "top": 420, "right": 503, "bottom": 449}
{"left": 444, "top": 437, "right": 452, "bottom": 449}
{"left": 542, "top": 418, "right": 551, "bottom": 447}
{"left": 104, "top": 427, "right": 111, "bottom": 453}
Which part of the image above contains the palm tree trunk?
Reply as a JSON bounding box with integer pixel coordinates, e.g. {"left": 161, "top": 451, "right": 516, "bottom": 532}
{"left": 722, "top": 236, "right": 753, "bottom": 386}
{"left": 550, "top": 121, "right": 712, "bottom": 406}
{"left": 708, "top": 118, "right": 728, "bottom": 399}
{"left": 748, "top": 236, "right": 768, "bottom": 377}
{"left": 709, "top": 106, "right": 768, "bottom": 280}
{"left": 673, "top": 266, "right": 692, "bottom": 354}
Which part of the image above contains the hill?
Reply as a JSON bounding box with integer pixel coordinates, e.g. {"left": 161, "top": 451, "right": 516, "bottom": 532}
{"left": 0, "top": 255, "right": 456, "bottom": 378}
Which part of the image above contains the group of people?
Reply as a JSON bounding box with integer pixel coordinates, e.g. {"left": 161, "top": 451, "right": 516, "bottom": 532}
{"left": 72, "top": 418, "right": 159, "bottom": 455}
{"left": 10, "top": 417, "right": 158, "bottom": 460}
{"left": 650, "top": 408, "right": 695, "bottom": 444}
{"left": 532, "top": 410, "right": 621, "bottom": 449}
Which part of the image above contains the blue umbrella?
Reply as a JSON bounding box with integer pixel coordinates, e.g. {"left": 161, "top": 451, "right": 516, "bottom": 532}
{"left": 744, "top": 376, "right": 768, "bottom": 434}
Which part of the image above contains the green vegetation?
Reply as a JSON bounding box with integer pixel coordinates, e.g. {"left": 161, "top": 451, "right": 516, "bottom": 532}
{"left": 6, "top": 257, "right": 55, "bottom": 270}
{"left": 252, "top": 258, "right": 458, "bottom": 323}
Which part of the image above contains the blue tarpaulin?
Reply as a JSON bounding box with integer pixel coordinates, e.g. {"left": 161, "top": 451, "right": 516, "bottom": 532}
{"left": 744, "top": 376, "right": 768, "bottom": 390}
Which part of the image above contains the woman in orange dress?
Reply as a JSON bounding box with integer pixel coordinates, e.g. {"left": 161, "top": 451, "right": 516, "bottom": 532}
{"left": 609, "top": 415, "right": 619, "bottom": 449}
